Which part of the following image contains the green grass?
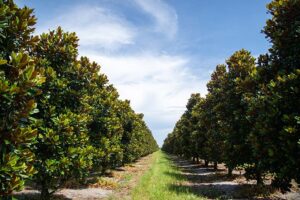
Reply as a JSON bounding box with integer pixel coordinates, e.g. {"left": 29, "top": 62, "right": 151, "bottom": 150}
{"left": 131, "top": 151, "right": 206, "bottom": 200}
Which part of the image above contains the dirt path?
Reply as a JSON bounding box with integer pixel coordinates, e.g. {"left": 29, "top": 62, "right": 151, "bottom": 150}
{"left": 169, "top": 155, "right": 300, "bottom": 199}
{"left": 103, "top": 153, "right": 156, "bottom": 200}
{"left": 13, "top": 153, "right": 300, "bottom": 199}
{"left": 13, "top": 153, "right": 155, "bottom": 200}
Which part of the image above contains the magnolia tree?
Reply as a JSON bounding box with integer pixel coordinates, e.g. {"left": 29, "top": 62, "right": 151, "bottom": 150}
{"left": 0, "top": 0, "right": 44, "bottom": 196}
{"left": 248, "top": 0, "right": 300, "bottom": 190}
{"left": 163, "top": 0, "right": 300, "bottom": 191}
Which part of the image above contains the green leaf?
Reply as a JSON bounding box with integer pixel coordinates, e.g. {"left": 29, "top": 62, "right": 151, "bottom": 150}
{"left": 0, "top": 59, "right": 7, "bottom": 65}
{"left": 24, "top": 65, "right": 35, "bottom": 80}
{"left": 268, "top": 149, "right": 274, "bottom": 157}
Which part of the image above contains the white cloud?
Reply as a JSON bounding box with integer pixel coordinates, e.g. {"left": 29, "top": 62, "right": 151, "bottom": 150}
{"left": 37, "top": 5, "right": 136, "bottom": 50}
{"left": 134, "top": 0, "right": 178, "bottom": 39}
{"left": 81, "top": 51, "right": 208, "bottom": 146}
{"left": 34, "top": 1, "right": 208, "bottom": 146}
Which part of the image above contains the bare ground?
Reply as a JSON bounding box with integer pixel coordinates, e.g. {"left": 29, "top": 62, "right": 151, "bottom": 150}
{"left": 104, "top": 153, "right": 155, "bottom": 200}
{"left": 168, "top": 155, "right": 300, "bottom": 200}
{"left": 13, "top": 153, "right": 300, "bottom": 200}
{"left": 13, "top": 153, "right": 155, "bottom": 200}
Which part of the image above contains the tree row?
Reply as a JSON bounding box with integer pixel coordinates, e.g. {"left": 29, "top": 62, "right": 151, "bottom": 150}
{"left": 162, "top": 0, "right": 300, "bottom": 191}
{"left": 0, "top": 1, "right": 158, "bottom": 199}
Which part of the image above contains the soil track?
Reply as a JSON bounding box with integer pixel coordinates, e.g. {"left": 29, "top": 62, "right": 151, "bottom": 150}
{"left": 12, "top": 153, "right": 300, "bottom": 199}
{"left": 168, "top": 155, "right": 300, "bottom": 199}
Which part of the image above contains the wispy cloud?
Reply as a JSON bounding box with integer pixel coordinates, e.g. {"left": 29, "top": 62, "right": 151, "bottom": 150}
{"left": 36, "top": 5, "right": 136, "bottom": 50}
{"left": 134, "top": 0, "right": 178, "bottom": 39}
{"left": 34, "top": 0, "right": 210, "bottom": 146}
{"left": 81, "top": 51, "right": 208, "bottom": 146}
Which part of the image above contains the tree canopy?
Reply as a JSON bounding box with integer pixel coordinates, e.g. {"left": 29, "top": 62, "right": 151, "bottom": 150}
{"left": 162, "top": 0, "right": 300, "bottom": 191}
{"left": 0, "top": 1, "right": 158, "bottom": 199}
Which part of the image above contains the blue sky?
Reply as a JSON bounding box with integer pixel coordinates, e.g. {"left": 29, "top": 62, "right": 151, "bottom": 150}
{"left": 18, "top": 0, "right": 270, "bottom": 146}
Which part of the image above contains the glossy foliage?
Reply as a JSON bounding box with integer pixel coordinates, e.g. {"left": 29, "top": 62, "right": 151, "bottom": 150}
{"left": 0, "top": 1, "right": 158, "bottom": 199}
{"left": 163, "top": 0, "right": 300, "bottom": 191}
{"left": 0, "top": 0, "right": 44, "bottom": 195}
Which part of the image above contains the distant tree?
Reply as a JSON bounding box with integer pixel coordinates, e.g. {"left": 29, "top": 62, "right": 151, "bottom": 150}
{"left": 120, "top": 102, "right": 158, "bottom": 163}
{"left": 87, "top": 83, "right": 124, "bottom": 172}
{"left": 85, "top": 59, "right": 158, "bottom": 171}
{"left": 190, "top": 95, "right": 209, "bottom": 165}
{"left": 204, "top": 65, "right": 228, "bottom": 169}
{"left": 162, "top": 94, "right": 202, "bottom": 160}
{"left": 181, "top": 93, "right": 202, "bottom": 159}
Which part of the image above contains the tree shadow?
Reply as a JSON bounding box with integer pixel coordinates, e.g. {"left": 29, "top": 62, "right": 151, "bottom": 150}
{"left": 164, "top": 171, "right": 186, "bottom": 181}
{"left": 165, "top": 154, "right": 276, "bottom": 199}
{"left": 168, "top": 183, "right": 226, "bottom": 199}
{"left": 164, "top": 171, "right": 240, "bottom": 184}
{"left": 13, "top": 192, "right": 71, "bottom": 200}
{"left": 168, "top": 183, "right": 275, "bottom": 199}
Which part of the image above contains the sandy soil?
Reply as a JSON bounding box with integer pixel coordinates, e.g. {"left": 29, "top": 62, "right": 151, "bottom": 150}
{"left": 170, "top": 155, "right": 300, "bottom": 199}
{"left": 13, "top": 153, "right": 300, "bottom": 199}
{"left": 103, "top": 153, "right": 155, "bottom": 200}
{"left": 14, "top": 188, "right": 112, "bottom": 200}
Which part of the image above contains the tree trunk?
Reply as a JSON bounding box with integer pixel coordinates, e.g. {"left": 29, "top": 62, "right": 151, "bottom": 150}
{"left": 213, "top": 161, "right": 218, "bottom": 170}
{"left": 256, "top": 171, "right": 263, "bottom": 186}
{"left": 228, "top": 167, "right": 233, "bottom": 176}
{"left": 196, "top": 157, "right": 200, "bottom": 164}
{"left": 41, "top": 182, "right": 51, "bottom": 200}
{"left": 2, "top": 195, "right": 13, "bottom": 200}
{"left": 204, "top": 160, "right": 209, "bottom": 167}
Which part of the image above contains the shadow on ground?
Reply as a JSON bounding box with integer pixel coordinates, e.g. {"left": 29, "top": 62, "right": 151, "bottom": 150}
{"left": 165, "top": 155, "right": 276, "bottom": 199}
{"left": 13, "top": 192, "right": 71, "bottom": 200}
